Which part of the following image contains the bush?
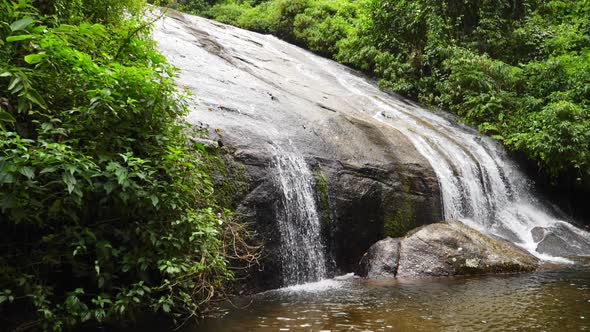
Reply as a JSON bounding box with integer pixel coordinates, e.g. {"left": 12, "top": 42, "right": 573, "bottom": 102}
{"left": 293, "top": 0, "right": 357, "bottom": 56}
{"left": 207, "top": 0, "right": 360, "bottom": 55}
{"left": 506, "top": 101, "right": 590, "bottom": 176}
{"left": 33, "top": 0, "right": 143, "bottom": 24}
{"left": 207, "top": 2, "right": 252, "bottom": 26}
{"left": 147, "top": 0, "right": 220, "bottom": 14}
{"left": 0, "top": 1, "right": 252, "bottom": 330}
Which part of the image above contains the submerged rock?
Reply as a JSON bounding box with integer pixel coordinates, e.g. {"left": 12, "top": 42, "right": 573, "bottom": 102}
{"left": 360, "top": 220, "right": 539, "bottom": 278}
{"left": 532, "top": 224, "right": 590, "bottom": 257}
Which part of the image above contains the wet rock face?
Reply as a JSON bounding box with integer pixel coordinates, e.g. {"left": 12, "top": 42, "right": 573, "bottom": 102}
{"left": 153, "top": 12, "right": 442, "bottom": 289}
{"left": 231, "top": 140, "right": 441, "bottom": 289}
{"left": 360, "top": 221, "right": 539, "bottom": 278}
{"left": 532, "top": 225, "right": 590, "bottom": 257}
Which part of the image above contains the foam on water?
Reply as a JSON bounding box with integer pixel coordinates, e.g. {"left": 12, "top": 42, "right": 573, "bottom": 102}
{"left": 277, "top": 274, "right": 355, "bottom": 293}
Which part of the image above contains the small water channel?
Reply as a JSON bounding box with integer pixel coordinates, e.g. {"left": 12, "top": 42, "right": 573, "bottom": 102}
{"left": 188, "top": 263, "right": 590, "bottom": 332}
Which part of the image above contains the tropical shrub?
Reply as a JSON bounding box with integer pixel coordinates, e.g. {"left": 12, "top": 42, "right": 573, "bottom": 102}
{"left": 0, "top": 0, "right": 251, "bottom": 330}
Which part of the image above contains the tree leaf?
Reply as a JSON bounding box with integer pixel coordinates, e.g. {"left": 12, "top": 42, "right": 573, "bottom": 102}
{"left": 10, "top": 17, "right": 34, "bottom": 32}
{"left": 25, "top": 89, "right": 47, "bottom": 109}
{"left": 24, "top": 53, "right": 46, "bottom": 64}
{"left": 150, "top": 194, "right": 159, "bottom": 207}
{"left": 19, "top": 166, "right": 35, "bottom": 179}
{"left": 0, "top": 110, "right": 15, "bottom": 123}
{"left": 7, "top": 77, "right": 21, "bottom": 91}
{"left": 40, "top": 166, "right": 57, "bottom": 174}
{"left": 63, "top": 172, "right": 77, "bottom": 194}
{"left": 6, "top": 34, "right": 33, "bottom": 42}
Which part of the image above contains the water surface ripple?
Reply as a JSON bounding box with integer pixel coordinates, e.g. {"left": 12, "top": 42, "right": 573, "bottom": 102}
{"left": 190, "top": 266, "right": 590, "bottom": 332}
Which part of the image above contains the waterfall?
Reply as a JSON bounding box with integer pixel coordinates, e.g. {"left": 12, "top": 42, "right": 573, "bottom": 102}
{"left": 271, "top": 144, "right": 327, "bottom": 285}
{"left": 301, "top": 54, "right": 590, "bottom": 259}
{"left": 153, "top": 12, "right": 589, "bottom": 261}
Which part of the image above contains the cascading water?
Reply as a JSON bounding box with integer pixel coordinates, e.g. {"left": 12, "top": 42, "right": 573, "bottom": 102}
{"left": 300, "top": 52, "right": 590, "bottom": 259}
{"left": 271, "top": 144, "right": 327, "bottom": 285}
{"left": 153, "top": 11, "right": 590, "bottom": 262}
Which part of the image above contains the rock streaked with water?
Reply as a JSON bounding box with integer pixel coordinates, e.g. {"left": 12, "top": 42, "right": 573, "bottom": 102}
{"left": 152, "top": 9, "right": 589, "bottom": 288}
{"left": 532, "top": 224, "right": 590, "bottom": 257}
{"left": 153, "top": 9, "right": 442, "bottom": 288}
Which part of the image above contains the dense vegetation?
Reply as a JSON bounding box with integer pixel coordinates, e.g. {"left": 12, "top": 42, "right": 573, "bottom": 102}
{"left": 0, "top": 0, "right": 254, "bottom": 330}
{"left": 1, "top": 0, "right": 588, "bottom": 329}
{"left": 168, "top": 0, "right": 589, "bottom": 191}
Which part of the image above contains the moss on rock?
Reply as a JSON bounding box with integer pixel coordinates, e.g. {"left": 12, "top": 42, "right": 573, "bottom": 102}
{"left": 202, "top": 147, "right": 250, "bottom": 209}
{"left": 312, "top": 164, "right": 331, "bottom": 227}
{"left": 383, "top": 179, "right": 416, "bottom": 238}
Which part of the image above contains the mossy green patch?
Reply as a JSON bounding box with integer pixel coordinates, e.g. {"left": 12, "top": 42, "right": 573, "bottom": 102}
{"left": 202, "top": 147, "right": 250, "bottom": 209}
{"left": 383, "top": 178, "right": 416, "bottom": 238}
{"left": 312, "top": 164, "right": 331, "bottom": 227}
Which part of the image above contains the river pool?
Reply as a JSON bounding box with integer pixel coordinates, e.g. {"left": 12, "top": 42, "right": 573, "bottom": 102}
{"left": 188, "top": 263, "right": 590, "bottom": 332}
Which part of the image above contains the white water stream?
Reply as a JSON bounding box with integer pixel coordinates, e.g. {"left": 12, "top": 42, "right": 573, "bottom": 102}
{"left": 278, "top": 41, "right": 589, "bottom": 261}
{"left": 271, "top": 144, "right": 327, "bottom": 285}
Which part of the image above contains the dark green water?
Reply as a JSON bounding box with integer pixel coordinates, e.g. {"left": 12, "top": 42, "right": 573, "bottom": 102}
{"left": 188, "top": 264, "right": 590, "bottom": 332}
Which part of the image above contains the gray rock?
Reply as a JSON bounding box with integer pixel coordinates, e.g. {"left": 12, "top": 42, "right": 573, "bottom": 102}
{"left": 358, "top": 237, "right": 401, "bottom": 278}
{"left": 360, "top": 221, "right": 539, "bottom": 278}
{"left": 532, "top": 224, "right": 590, "bottom": 257}
{"left": 154, "top": 12, "right": 442, "bottom": 289}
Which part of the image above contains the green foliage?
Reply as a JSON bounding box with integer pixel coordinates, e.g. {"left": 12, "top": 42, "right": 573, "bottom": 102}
{"left": 34, "top": 0, "right": 143, "bottom": 24}
{"left": 312, "top": 165, "right": 330, "bottom": 227}
{"left": 292, "top": 0, "right": 357, "bottom": 56}
{"left": 208, "top": 2, "right": 252, "bottom": 26}
{"left": 206, "top": 0, "right": 360, "bottom": 53}
{"left": 0, "top": 0, "right": 249, "bottom": 330}
{"left": 205, "top": 0, "right": 590, "bottom": 184}
{"left": 506, "top": 101, "right": 590, "bottom": 176}
{"left": 149, "top": 0, "right": 225, "bottom": 15}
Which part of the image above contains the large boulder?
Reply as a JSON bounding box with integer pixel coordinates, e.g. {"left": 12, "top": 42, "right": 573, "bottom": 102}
{"left": 359, "top": 220, "right": 539, "bottom": 278}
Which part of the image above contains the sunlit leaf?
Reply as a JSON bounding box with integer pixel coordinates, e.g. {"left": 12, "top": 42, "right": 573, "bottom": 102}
{"left": 6, "top": 34, "right": 33, "bottom": 42}
{"left": 24, "top": 53, "right": 46, "bottom": 64}
{"left": 10, "top": 17, "right": 34, "bottom": 32}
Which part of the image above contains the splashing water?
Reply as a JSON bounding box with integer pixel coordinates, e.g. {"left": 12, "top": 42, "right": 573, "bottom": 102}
{"left": 300, "top": 51, "right": 590, "bottom": 260}
{"left": 271, "top": 144, "right": 327, "bottom": 285}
